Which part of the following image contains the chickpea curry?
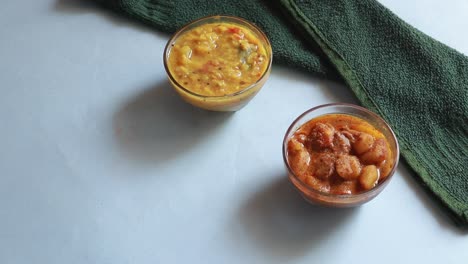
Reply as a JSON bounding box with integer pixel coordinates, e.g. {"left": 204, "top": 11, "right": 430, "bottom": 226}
{"left": 286, "top": 114, "right": 394, "bottom": 195}
{"left": 167, "top": 22, "right": 269, "bottom": 96}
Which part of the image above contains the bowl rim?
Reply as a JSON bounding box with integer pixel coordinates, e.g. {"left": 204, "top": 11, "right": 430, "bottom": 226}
{"left": 282, "top": 103, "right": 400, "bottom": 199}
{"left": 163, "top": 15, "right": 273, "bottom": 99}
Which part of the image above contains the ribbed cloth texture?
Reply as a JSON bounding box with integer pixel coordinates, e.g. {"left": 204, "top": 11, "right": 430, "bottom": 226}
{"left": 94, "top": 0, "right": 468, "bottom": 228}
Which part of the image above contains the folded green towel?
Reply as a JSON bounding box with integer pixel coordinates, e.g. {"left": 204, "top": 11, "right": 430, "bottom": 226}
{"left": 95, "top": 0, "right": 468, "bottom": 228}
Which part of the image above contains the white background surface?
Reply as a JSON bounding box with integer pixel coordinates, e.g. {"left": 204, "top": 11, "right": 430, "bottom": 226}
{"left": 1, "top": 0, "right": 467, "bottom": 263}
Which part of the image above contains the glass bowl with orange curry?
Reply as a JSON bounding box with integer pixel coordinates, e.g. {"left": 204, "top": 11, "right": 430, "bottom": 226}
{"left": 283, "top": 103, "right": 400, "bottom": 207}
{"left": 164, "top": 15, "right": 272, "bottom": 111}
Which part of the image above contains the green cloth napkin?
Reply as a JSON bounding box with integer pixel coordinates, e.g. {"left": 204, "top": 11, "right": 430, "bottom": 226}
{"left": 94, "top": 0, "right": 468, "bottom": 228}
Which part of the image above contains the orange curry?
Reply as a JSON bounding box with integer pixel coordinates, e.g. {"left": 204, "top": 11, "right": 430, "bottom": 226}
{"left": 286, "top": 114, "right": 393, "bottom": 195}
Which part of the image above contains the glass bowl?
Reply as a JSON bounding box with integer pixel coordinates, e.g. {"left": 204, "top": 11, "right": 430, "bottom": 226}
{"left": 163, "top": 15, "right": 273, "bottom": 111}
{"left": 282, "top": 103, "right": 400, "bottom": 207}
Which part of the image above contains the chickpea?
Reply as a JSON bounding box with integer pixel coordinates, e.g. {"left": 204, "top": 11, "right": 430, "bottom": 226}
{"left": 333, "top": 132, "right": 351, "bottom": 154}
{"left": 359, "top": 165, "right": 380, "bottom": 190}
{"left": 353, "top": 132, "right": 375, "bottom": 155}
{"left": 309, "top": 122, "right": 335, "bottom": 150}
{"left": 335, "top": 155, "right": 362, "bottom": 180}
{"left": 311, "top": 153, "right": 336, "bottom": 180}
{"left": 360, "top": 138, "right": 388, "bottom": 164}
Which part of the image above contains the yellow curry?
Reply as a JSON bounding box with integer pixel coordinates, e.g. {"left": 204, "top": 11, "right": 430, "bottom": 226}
{"left": 167, "top": 22, "right": 269, "bottom": 96}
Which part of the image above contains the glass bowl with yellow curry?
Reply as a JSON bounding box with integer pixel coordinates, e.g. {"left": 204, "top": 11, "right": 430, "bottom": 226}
{"left": 164, "top": 15, "right": 272, "bottom": 111}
